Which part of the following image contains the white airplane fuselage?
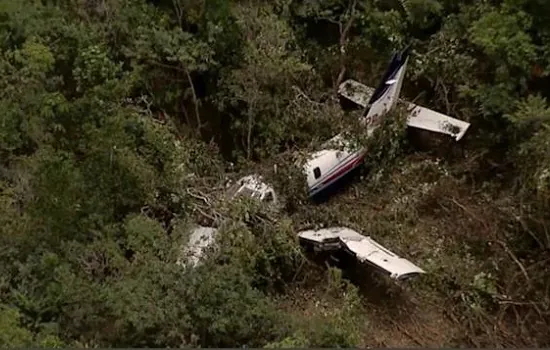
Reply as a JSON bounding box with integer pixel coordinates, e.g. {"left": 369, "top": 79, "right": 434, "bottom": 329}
{"left": 303, "top": 46, "right": 408, "bottom": 198}
{"left": 304, "top": 138, "right": 367, "bottom": 198}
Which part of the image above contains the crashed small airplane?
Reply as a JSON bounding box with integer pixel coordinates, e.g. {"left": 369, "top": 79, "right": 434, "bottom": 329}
{"left": 181, "top": 173, "right": 426, "bottom": 280}
{"left": 180, "top": 44, "right": 470, "bottom": 280}
{"left": 304, "top": 44, "right": 470, "bottom": 198}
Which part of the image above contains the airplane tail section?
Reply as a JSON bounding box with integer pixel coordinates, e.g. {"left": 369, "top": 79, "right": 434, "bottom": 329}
{"left": 363, "top": 44, "right": 411, "bottom": 129}
{"left": 337, "top": 66, "right": 471, "bottom": 141}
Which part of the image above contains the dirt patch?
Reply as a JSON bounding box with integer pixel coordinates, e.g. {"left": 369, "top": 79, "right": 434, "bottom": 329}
{"left": 364, "top": 294, "right": 462, "bottom": 347}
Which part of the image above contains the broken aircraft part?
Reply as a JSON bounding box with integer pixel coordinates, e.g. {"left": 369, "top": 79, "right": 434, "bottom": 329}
{"left": 338, "top": 79, "right": 470, "bottom": 141}
{"left": 230, "top": 174, "right": 278, "bottom": 204}
{"left": 298, "top": 227, "right": 425, "bottom": 280}
{"left": 178, "top": 226, "right": 218, "bottom": 268}
{"left": 303, "top": 147, "right": 366, "bottom": 198}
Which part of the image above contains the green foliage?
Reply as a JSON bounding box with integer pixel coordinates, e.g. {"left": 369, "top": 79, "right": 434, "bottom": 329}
{"left": 363, "top": 108, "right": 409, "bottom": 171}
{"left": 215, "top": 2, "right": 339, "bottom": 161}
{"left": 303, "top": 269, "right": 362, "bottom": 347}
{"left": 213, "top": 201, "right": 306, "bottom": 291}
{"left": 0, "top": 306, "right": 33, "bottom": 347}
{"left": 73, "top": 44, "right": 122, "bottom": 92}
{"left": 183, "top": 263, "right": 288, "bottom": 347}
{"left": 1, "top": 0, "right": 550, "bottom": 347}
{"left": 264, "top": 151, "right": 310, "bottom": 213}
{"left": 506, "top": 94, "right": 550, "bottom": 135}
{"left": 265, "top": 267, "right": 363, "bottom": 348}
{"left": 400, "top": 0, "right": 443, "bottom": 28}
{"left": 506, "top": 95, "right": 550, "bottom": 197}
{"left": 340, "top": 106, "right": 409, "bottom": 175}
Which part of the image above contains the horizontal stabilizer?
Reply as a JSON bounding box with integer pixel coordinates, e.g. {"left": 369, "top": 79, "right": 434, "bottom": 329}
{"left": 298, "top": 227, "right": 425, "bottom": 280}
{"left": 338, "top": 79, "right": 471, "bottom": 141}
{"left": 338, "top": 79, "right": 374, "bottom": 107}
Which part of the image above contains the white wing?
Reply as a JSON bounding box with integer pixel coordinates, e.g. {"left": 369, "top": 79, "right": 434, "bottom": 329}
{"left": 298, "top": 227, "right": 425, "bottom": 280}
{"left": 406, "top": 104, "right": 470, "bottom": 141}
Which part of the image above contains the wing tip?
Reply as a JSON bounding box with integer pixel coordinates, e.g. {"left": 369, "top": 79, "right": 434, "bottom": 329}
{"left": 455, "top": 123, "right": 471, "bottom": 141}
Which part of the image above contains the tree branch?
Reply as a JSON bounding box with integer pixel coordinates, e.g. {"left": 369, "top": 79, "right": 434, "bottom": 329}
{"left": 335, "top": 0, "right": 358, "bottom": 91}
{"left": 172, "top": 0, "right": 183, "bottom": 29}
{"left": 184, "top": 67, "right": 204, "bottom": 134}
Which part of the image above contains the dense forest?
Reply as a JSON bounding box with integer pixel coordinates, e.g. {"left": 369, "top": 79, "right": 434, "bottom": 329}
{"left": 1, "top": 0, "right": 550, "bottom": 347}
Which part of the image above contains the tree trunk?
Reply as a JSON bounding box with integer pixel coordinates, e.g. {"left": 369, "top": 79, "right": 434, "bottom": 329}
{"left": 334, "top": 0, "right": 357, "bottom": 92}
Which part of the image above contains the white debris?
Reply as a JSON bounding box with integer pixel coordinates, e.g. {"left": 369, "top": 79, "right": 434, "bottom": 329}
{"left": 338, "top": 79, "right": 375, "bottom": 107}
{"left": 230, "top": 174, "right": 278, "bottom": 204}
{"left": 178, "top": 175, "right": 278, "bottom": 269}
{"left": 178, "top": 226, "right": 218, "bottom": 268}
{"left": 298, "top": 227, "right": 425, "bottom": 280}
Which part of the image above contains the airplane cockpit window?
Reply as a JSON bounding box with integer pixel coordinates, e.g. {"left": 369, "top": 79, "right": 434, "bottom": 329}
{"left": 313, "top": 167, "right": 321, "bottom": 179}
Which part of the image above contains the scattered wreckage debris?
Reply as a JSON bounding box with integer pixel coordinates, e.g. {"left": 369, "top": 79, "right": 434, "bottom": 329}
{"left": 228, "top": 174, "right": 278, "bottom": 205}
{"left": 179, "top": 174, "right": 279, "bottom": 268}
{"left": 179, "top": 44, "right": 471, "bottom": 281}
{"left": 297, "top": 227, "right": 425, "bottom": 280}
{"left": 180, "top": 176, "right": 426, "bottom": 282}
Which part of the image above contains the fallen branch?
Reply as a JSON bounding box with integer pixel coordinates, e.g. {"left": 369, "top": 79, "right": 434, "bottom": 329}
{"left": 291, "top": 86, "right": 322, "bottom": 105}
{"left": 450, "top": 198, "right": 490, "bottom": 231}
{"left": 186, "top": 188, "right": 212, "bottom": 206}
{"left": 494, "top": 240, "right": 531, "bottom": 284}
{"left": 390, "top": 320, "right": 423, "bottom": 346}
{"left": 194, "top": 206, "right": 218, "bottom": 222}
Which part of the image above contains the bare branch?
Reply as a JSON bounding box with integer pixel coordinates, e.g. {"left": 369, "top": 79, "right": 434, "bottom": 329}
{"left": 184, "top": 68, "right": 205, "bottom": 134}
{"left": 335, "top": 0, "right": 358, "bottom": 91}
{"left": 494, "top": 239, "right": 531, "bottom": 284}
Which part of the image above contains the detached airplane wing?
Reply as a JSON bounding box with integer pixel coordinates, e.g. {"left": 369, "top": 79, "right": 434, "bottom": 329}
{"left": 298, "top": 227, "right": 425, "bottom": 280}
{"left": 338, "top": 79, "right": 470, "bottom": 141}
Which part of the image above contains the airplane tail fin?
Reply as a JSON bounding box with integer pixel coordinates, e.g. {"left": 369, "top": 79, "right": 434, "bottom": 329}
{"left": 363, "top": 44, "right": 411, "bottom": 128}
{"left": 337, "top": 46, "right": 471, "bottom": 141}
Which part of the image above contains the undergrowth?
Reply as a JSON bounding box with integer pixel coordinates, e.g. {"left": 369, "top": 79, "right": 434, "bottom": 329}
{"left": 280, "top": 145, "right": 550, "bottom": 347}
